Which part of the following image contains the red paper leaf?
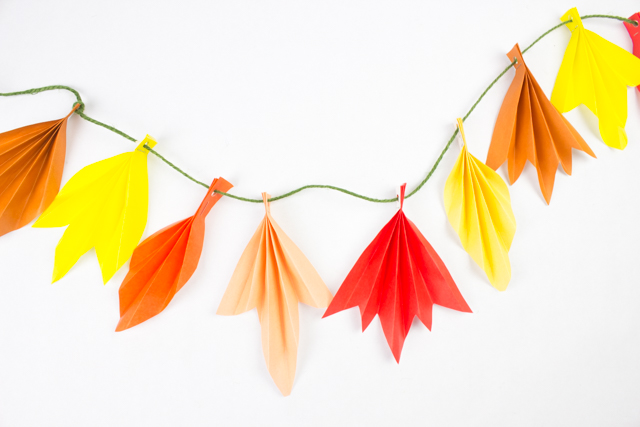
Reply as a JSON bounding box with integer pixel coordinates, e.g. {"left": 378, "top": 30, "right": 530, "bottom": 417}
{"left": 116, "top": 177, "right": 233, "bottom": 331}
{"left": 625, "top": 13, "right": 640, "bottom": 92}
{"left": 323, "top": 184, "right": 471, "bottom": 362}
{"left": 0, "top": 106, "right": 77, "bottom": 236}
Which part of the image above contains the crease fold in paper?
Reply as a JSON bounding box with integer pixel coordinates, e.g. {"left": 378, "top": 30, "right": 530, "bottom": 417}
{"left": 217, "top": 193, "right": 332, "bottom": 396}
{"left": 323, "top": 184, "right": 471, "bottom": 362}
{"left": 33, "top": 136, "right": 156, "bottom": 284}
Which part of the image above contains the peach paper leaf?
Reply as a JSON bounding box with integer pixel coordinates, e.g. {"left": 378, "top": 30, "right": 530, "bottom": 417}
{"left": 217, "top": 193, "right": 332, "bottom": 396}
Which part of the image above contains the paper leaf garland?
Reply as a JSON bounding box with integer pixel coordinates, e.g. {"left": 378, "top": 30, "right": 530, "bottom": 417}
{"left": 624, "top": 13, "right": 640, "bottom": 92}
{"left": 550, "top": 7, "right": 640, "bottom": 150}
{"left": 116, "top": 177, "right": 233, "bottom": 332}
{"left": 217, "top": 193, "right": 332, "bottom": 396}
{"left": 323, "top": 184, "right": 471, "bottom": 362}
{"left": 33, "top": 136, "right": 156, "bottom": 284}
{"left": 444, "top": 119, "right": 516, "bottom": 291}
{"left": 486, "top": 43, "right": 596, "bottom": 204}
{"left": 0, "top": 106, "right": 77, "bottom": 237}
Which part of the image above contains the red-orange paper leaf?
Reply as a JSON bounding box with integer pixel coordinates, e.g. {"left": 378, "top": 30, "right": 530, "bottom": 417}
{"left": 486, "top": 44, "right": 595, "bottom": 204}
{"left": 0, "top": 105, "right": 77, "bottom": 236}
{"left": 217, "top": 193, "right": 333, "bottom": 396}
{"left": 625, "top": 13, "right": 640, "bottom": 92}
{"left": 116, "top": 177, "right": 233, "bottom": 331}
{"left": 323, "top": 184, "right": 471, "bottom": 362}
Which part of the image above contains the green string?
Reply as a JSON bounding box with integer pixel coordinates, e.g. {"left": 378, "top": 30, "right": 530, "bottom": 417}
{"left": 0, "top": 14, "right": 636, "bottom": 204}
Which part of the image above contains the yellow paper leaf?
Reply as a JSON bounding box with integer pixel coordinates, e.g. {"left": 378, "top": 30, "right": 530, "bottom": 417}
{"left": 444, "top": 119, "right": 516, "bottom": 291}
{"left": 33, "top": 136, "right": 156, "bottom": 284}
{"left": 550, "top": 7, "right": 640, "bottom": 149}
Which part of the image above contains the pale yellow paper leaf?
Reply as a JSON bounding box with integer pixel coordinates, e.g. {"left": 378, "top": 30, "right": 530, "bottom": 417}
{"left": 444, "top": 120, "right": 516, "bottom": 291}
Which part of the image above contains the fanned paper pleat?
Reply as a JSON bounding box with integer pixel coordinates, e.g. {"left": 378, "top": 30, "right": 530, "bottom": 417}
{"left": 217, "top": 193, "right": 333, "bottom": 396}
{"left": 550, "top": 8, "right": 640, "bottom": 149}
{"left": 33, "top": 136, "right": 156, "bottom": 284}
{"left": 444, "top": 119, "right": 516, "bottom": 291}
{"left": 116, "top": 177, "right": 233, "bottom": 331}
{"left": 487, "top": 43, "right": 595, "bottom": 204}
{"left": 0, "top": 106, "right": 77, "bottom": 236}
{"left": 323, "top": 184, "right": 471, "bottom": 362}
{"left": 624, "top": 13, "right": 640, "bottom": 93}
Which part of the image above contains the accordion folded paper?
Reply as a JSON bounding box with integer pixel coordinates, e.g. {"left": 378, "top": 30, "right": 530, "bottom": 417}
{"left": 624, "top": 13, "right": 640, "bottom": 92}
{"left": 445, "top": 119, "right": 516, "bottom": 291}
{"left": 550, "top": 7, "right": 640, "bottom": 150}
{"left": 323, "top": 184, "right": 471, "bottom": 362}
{"left": 117, "top": 177, "right": 233, "bottom": 331}
{"left": 217, "top": 193, "right": 332, "bottom": 396}
{"left": 487, "top": 43, "right": 595, "bottom": 204}
{"left": 0, "top": 105, "right": 77, "bottom": 236}
{"left": 33, "top": 136, "right": 156, "bottom": 284}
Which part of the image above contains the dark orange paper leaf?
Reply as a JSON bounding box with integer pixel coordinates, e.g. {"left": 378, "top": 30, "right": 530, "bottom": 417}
{"left": 116, "top": 177, "right": 233, "bottom": 331}
{"left": 323, "top": 185, "right": 471, "bottom": 362}
{"left": 0, "top": 106, "right": 77, "bottom": 236}
{"left": 486, "top": 44, "right": 595, "bottom": 204}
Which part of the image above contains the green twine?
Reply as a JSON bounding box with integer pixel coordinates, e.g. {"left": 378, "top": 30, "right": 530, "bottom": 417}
{"left": 0, "top": 14, "right": 636, "bottom": 204}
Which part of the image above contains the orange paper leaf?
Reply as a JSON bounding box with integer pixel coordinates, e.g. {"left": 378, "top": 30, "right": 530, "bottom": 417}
{"left": 486, "top": 44, "right": 595, "bottom": 204}
{"left": 0, "top": 106, "right": 77, "bottom": 236}
{"left": 116, "top": 177, "right": 233, "bottom": 331}
{"left": 217, "top": 193, "right": 333, "bottom": 396}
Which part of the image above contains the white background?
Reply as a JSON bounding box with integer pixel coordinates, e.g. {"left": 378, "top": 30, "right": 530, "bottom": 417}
{"left": 1, "top": 1, "right": 639, "bottom": 426}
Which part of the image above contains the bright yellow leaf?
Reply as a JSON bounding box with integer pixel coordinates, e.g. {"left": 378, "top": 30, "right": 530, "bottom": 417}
{"left": 550, "top": 7, "right": 640, "bottom": 150}
{"left": 33, "top": 136, "right": 156, "bottom": 284}
{"left": 444, "top": 119, "right": 516, "bottom": 291}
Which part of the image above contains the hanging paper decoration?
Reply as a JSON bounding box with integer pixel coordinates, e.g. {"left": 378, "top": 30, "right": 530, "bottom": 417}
{"left": 323, "top": 184, "right": 471, "bottom": 362}
{"left": 33, "top": 136, "right": 156, "bottom": 284}
{"left": 550, "top": 7, "right": 640, "bottom": 150}
{"left": 486, "top": 43, "right": 596, "bottom": 204}
{"left": 0, "top": 105, "right": 78, "bottom": 236}
{"left": 624, "top": 13, "right": 640, "bottom": 92}
{"left": 444, "top": 119, "right": 516, "bottom": 291}
{"left": 217, "top": 193, "right": 332, "bottom": 396}
{"left": 116, "top": 177, "right": 233, "bottom": 332}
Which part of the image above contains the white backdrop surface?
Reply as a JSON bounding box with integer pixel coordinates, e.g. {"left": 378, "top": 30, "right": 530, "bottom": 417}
{"left": 1, "top": 1, "right": 640, "bottom": 426}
